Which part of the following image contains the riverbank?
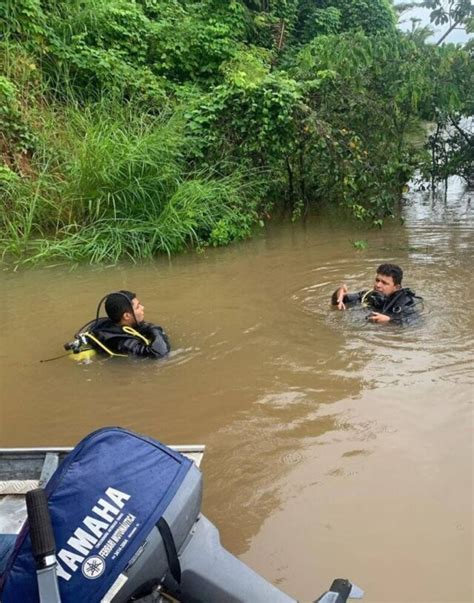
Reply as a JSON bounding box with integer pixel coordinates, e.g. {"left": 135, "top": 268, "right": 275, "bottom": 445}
{"left": 2, "top": 2, "right": 472, "bottom": 266}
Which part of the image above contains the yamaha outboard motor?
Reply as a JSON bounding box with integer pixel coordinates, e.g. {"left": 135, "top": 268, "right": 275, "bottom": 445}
{"left": 1, "top": 428, "right": 362, "bottom": 603}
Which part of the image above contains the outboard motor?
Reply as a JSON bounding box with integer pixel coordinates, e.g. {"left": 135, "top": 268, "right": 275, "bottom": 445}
{"left": 1, "top": 428, "right": 363, "bottom": 603}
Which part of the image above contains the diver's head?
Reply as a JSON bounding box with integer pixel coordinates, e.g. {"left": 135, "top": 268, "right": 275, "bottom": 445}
{"left": 374, "top": 263, "right": 403, "bottom": 297}
{"left": 105, "top": 290, "right": 145, "bottom": 326}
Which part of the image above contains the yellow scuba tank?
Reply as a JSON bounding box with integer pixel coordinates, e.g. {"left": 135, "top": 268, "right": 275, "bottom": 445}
{"left": 64, "top": 334, "right": 98, "bottom": 362}
{"left": 64, "top": 331, "right": 129, "bottom": 360}
{"left": 67, "top": 347, "right": 98, "bottom": 362}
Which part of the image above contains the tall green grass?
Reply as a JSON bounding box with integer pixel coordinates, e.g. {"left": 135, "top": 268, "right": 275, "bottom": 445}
{"left": 1, "top": 97, "right": 262, "bottom": 265}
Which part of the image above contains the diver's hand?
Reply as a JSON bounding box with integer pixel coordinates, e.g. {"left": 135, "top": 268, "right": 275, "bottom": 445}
{"left": 336, "top": 285, "right": 348, "bottom": 310}
{"left": 368, "top": 312, "right": 391, "bottom": 323}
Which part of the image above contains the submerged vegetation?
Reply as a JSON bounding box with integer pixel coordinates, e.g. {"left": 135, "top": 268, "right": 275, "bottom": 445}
{"left": 1, "top": 0, "right": 473, "bottom": 264}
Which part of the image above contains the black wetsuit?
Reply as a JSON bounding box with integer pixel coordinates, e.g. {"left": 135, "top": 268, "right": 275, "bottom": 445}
{"left": 87, "top": 318, "right": 170, "bottom": 358}
{"left": 331, "top": 288, "right": 422, "bottom": 325}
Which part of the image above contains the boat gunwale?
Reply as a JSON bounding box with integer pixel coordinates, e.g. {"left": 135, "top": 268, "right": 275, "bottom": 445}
{"left": 0, "top": 445, "right": 205, "bottom": 454}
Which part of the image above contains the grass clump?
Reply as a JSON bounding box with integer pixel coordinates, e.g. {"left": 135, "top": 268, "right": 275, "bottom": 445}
{"left": 1, "top": 98, "right": 262, "bottom": 265}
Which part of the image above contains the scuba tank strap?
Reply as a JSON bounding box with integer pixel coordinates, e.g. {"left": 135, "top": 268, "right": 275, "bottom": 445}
{"left": 83, "top": 332, "right": 127, "bottom": 357}
{"left": 122, "top": 326, "right": 151, "bottom": 345}
{"left": 157, "top": 517, "right": 181, "bottom": 584}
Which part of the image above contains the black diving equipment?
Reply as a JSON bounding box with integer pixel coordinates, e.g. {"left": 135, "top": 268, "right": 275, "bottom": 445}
{"left": 63, "top": 291, "right": 141, "bottom": 360}
{"left": 63, "top": 334, "right": 89, "bottom": 354}
{"left": 360, "top": 289, "right": 385, "bottom": 307}
{"left": 361, "top": 287, "right": 423, "bottom": 324}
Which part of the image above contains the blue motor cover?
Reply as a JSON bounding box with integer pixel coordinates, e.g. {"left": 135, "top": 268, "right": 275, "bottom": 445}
{"left": 1, "top": 427, "right": 192, "bottom": 602}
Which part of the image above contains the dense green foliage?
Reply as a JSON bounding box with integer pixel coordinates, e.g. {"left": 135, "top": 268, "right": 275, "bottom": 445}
{"left": 411, "top": 0, "right": 474, "bottom": 185}
{"left": 1, "top": 0, "right": 472, "bottom": 264}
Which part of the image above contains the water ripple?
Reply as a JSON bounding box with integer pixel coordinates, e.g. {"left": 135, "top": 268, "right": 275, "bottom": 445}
{"left": 291, "top": 185, "right": 474, "bottom": 389}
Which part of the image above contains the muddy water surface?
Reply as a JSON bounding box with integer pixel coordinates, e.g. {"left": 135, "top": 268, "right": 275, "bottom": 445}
{"left": 1, "top": 181, "right": 473, "bottom": 602}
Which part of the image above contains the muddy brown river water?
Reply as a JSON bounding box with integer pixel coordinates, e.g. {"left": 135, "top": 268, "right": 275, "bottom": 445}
{"left": 1, "top": 180, "right": 473, "bottom": 602}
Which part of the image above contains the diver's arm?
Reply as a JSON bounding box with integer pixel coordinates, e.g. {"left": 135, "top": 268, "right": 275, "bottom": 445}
{"left": 139, "top": 322, "right": 170, "bottom": 353}
{"left": 368, "top": 312, "right": 391, "bottom": 324}
{"left": 331, "top": 286, "right": 365, "bottom": 309}
{"left": 332, "top": 285, "right": 348, "bottom": 309}
{"left": 370, "top": 303, "right": 419, "bottom": 325}
{"left": 147, "top": 325, "right": 170, "bottom": 356}
{"left": 117, "top": 325, "right": 170, "bottom": 358}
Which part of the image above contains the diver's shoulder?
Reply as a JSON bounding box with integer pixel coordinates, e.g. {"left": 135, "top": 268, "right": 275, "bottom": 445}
{"left": 401, "top": 287, "right": 422, "bottom": 301}
{"left": 90, "top": 317, "right": 121, "bottom": 333}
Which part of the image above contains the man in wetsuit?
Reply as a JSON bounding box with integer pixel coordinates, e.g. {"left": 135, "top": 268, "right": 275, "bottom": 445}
{"left": 88, "top": 290, "right": 170, "bottom": 358}
{"left": 331, "top": 263, "right": 421, "bottom": 325}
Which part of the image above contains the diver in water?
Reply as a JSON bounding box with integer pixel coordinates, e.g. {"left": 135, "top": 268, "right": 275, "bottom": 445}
{"left": 331, "top": 263, "right": 422, "bottom": 325}
{"left": 66, "top": 290, "right": 170, "bottom": 358}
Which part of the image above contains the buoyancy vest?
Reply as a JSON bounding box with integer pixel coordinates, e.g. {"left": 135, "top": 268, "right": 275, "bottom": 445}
{"left": 87, "top": 318, "right": 170, "bottom": 358}
{"left": 88, "top": 318, "right": 142, "bottom": 350}
{"left": 362, "top": 288, "right": 423, "bottom": 324}
{"left": 366, "top": 288, "right": 420, "bottom": 312}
